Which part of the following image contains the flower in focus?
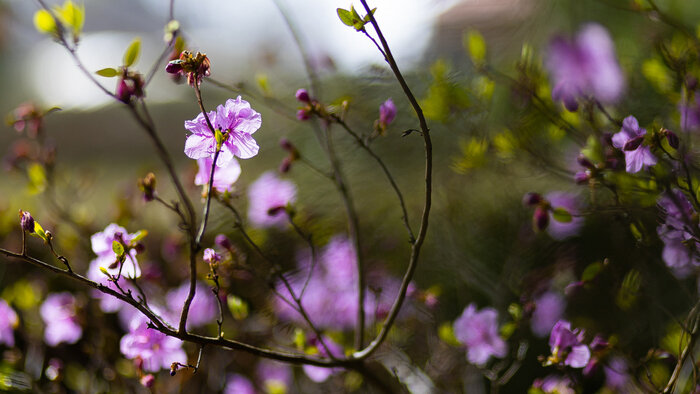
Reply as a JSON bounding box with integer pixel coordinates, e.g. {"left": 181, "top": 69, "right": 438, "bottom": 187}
{"left": 40, "top": 293, "right": 82, "bottom": 346}
{"left": 247, "top": 171, "right": 296, "bottom": 229}
{"left": 0, "top": 299, "right": 19, "bottom": 347}
{"left": 195, "top": 157, "right": 241, "bottom": 193}
{"left": 453, "top": 303, "right": 507, "bottom": 365}
{"left": 224, "top": 374, "right": 255, "bottom": 394}
{"left": 546, "top": 320, "right": 590, "bottom": 368}
{"left": 184, "top": 96, "right": 262, "bottom": 165}
{"left": 90, "top": 223, "right": 141, "bottom": 279}
{"left": 531, "top": 291, "right": 565, "bottom": 337}
{"left": 120, "top": 315, "right": 187, "bottom": 373}
{"left": 611, "top": 116, "right": 657, "bottom": 173}
{"left": 165, "top": 282, "right": 217, "bottom": 329}
{"left": 545, "top": 192, "right": 584, "bottom": 240}
{"left": 657, "top": 190, "right": 700, "bottom": 277}
{"left": 546, "top": 24, "right": 624, "bottom": 111}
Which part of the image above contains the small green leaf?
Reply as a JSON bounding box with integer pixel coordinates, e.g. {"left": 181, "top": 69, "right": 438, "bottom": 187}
{"left": 112, "top": 241, "right": 125, "bottom": 256}
{"left": 350, "top": 5, "right": 362, "bottom": 21}
{"left": 293, "top": 328, "right": 305, "bottom": 350}
{"left": 581, "top": 261, "right": 603, "bottom": 282}
{"left": 337, "top": 8, "right": 354, "bottom": 26}
{"left": 507, "top": 303, "right": 522, "bottom": 321}
{"left": 95, "top": 67, "right": 118, "bottom": 77}
{"left": 32, "top": 221, "right": 47, "bottom": 242}
{"left": 123, "top": 38, "right": 141, "bottom": 67}
{"left": 215, "top": 129, "right": 224, "bottom": 149}
{"left": 58, "top": 0, "right": 84, "bottom": 36}
{"left": 99, "top": 266, "right": 111, "bottom": 277}
{"left": 353, "top": 21, "right": 366, "bottom": 31}
{"left": 363, "top": 8, "right": 377, "bottom": 22}
{"left": 27, "top": 163, "right": 47, "bottom": 195}
{"left": 464, "top": 30, "right": 486, "bottom": 65}
{"left": 500, "top": 321, "right": 516, "bottom": 340}
{"left": 438, "top": 322, "right": 461, "bottom": 346}
{"left": 130, "top": 230, "right": 148, "bottom": 243}
{"left": 551, "top": 207, "right": 572, "bottom": 223}
{"left": 630, "top": 222, "right": 643, "bottom": 242}
{"left": 34, "top": 9, "right": 57, "bottom": 35}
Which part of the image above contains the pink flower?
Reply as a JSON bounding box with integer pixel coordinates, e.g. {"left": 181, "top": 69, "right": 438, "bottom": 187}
{"left": 184, "top": 96, "right": 262, "bottom": 166}
{"left": 611, "top": 116, "right": 657, "bottom": 173}
{"left": 120, "top": 315, "right": 187, "bottom": 373}
{"left": 302, "top": 337, "right": 344, "bottom": 382}
{"left": 194, "top": 157, "right": 241, "bottom": 192}
{"left": 165, "top": 282, "right": 217, "bottom": 329}
{"left": 453, "top": 303, "right": 507, "bottom": 365}
{"left": 0, "top": 299, "right": 19, "bottom": 347}
{"left": 545, "top": 192, "right": 584, "bottom": 240}
{"left": 547, "top": 24, "right": 624, "bottom": 111}
{"left": 247, "top": 172, "right": 296, "bottom": 229}
{"left": 40, "top": 293, "right": 82, "bottom": 346}
{"left": 548, "top": 320, "right": 590, "bottom": 368}
{"left": 224, "top": 374, "right": 255, "bottom": 394}
{"left": 90, "top": 223, "right": 141, "bottom": 279}
{"left": 379, "top": 98, "right": 396, "bottom": 126}
{"left": 531, "top": 291, "right": 565, "bottom": 337}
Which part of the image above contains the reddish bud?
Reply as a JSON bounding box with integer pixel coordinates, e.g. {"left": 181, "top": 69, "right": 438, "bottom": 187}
{"left": 533, "top": 206, "right": 549, "bottom": 231}
{"left": 574, "top": 171, "right": 590, "bottom": 184}
{"left": 140, "top": 374, "right": 155, "bottom": 388}
{"left": 295, "top": 89, "right": 311, "bottom": 103}
{"left": 522, "top": 192, "right": 542, "bottom": 206}
{"left": 577, "top": 155, "right": 595, "bottom": 169}
{"left": 296, "top": 109, "right": 310, "bottom": 121}
{"left": 19, "top": 210, "right": 35, "bottom": 233}
{"left": 215, "top": 234, "right": 232, "bottom": 250}
{"left": 279, "top": 156, "right": 292, "bottom": 173}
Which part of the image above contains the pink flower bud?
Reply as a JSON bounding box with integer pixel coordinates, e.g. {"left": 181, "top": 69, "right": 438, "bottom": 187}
{"left": 522, "top": 192, "right": 542, "bottom": 206}
{"left": 295, "top": 89, "right": 311, "bottom": 103}
{"left": 533, "top": 206, "right": 549, "bottom": 231}
{"left": 140, "top": 374, "right": 155, "bottom": 388}
{"left": 20, "top": 210, "right": 35, "bottom": 233}
{"left": 296, "top": 109, "right": 310, "bottom": 121}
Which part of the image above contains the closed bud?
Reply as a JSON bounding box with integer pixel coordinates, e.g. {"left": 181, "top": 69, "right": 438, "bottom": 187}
{"left": 138, "top": 172, "right": 157, "bottom": 201}
{"left": 574, "top": 171, "right": 590, "bottom": 184}
{"left": 140, "top": 374, "right": 155, "bottom": 388}
{"left": 19, "top": 210, "right": 35, "bottom": 233}
{"left": 533, "top": 206, "right": 549, "bottom": 231}
{"left": 522, "top": 192, "right": 542, "bottom": 206}
{"left": 663, "top": 129, "right": 679, "bottom": 149}
{"left": 295, "top": 88, "right": 311, "bottom": 103}
{"left": 279, "top": 156, "right": 292, "bottom": 173}
{"left": 577, "top": 154, "right": 595, "bottom": 169}
{"left": 215, "top": 234, "right": 232, "bottom": 250}
{"left": 296, "top": 109, "right": 310, "bottom": 121}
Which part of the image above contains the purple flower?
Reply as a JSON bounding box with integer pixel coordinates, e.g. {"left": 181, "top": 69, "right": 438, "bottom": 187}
{"left": 203, "top": 248, "right": 221, "bottom": 264}
{"left": 0, "top": 299, "right": 19, "bottom": 347}
{"left": 302, "top": 337, "right": 344, "bottom": 382}
{"left": 379, "top": 98, "right": 397, "bottom": 126}
{"left": 453, "top": 303, "right": 507, "bottom": 365}
{"left": 611, "top": 116, "right": 657, "bottom": 173}
{"left": 680, "top": 93, "right": 700, "bottom": 131}
{"left": 531, "top": 291, "right": 565, "bottom": 337}
{"left": 90, "top": 223, "right": 141, "bottom": 279}
{"left": 257, "top": 360, "right": 292, "bottom": 394}
{"left": 165, "top": 282, "right": 217, "bottom": 329}
{"left": 247, "top": 171, "right": 296, "bottom": 229}
{"left": 224, "top": 374, "right": 255, "bottom": 394}
{"left": 274, "top": 236, "right": 401, "bottom": 329}
{"left": 40, "top": 293, "right": 82, "bottom": 346}
{"left": 532, "top": 375, "right": 575, "bottom": 394}
{"left": 546, "top": 192, "right": 584, "bottom": 240}
{"left": 657, "top": 190, "right": 700, "bottom": 277}
{"left": 547, "top": 24, "right": 624, "bottom": 111}
{"left": 604, "top": 357, "right": 630, "bottom": 390}
{"left": 184, "top": 96, "right": 262, "bottom": 165}
{"left": 547, "top": 320, "right": 590, "bottom": 368}
{"left": 120, "top": 315, "right": 187, "bottom": 373}
{"left": 295, "top": 88, "right": 311, "bottom": 103}
{"left": 87, "top": 261, "right": 135, "bottom": 313}
{"left": 194, "top": 157, "right": 241, "bottom": 192}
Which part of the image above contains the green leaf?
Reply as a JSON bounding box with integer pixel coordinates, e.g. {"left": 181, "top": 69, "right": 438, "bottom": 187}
{"left": 27, "top": 163, "right": 47, "bottom": 195}
{"left": 363, "top": 8, "right": 377, "bottom": 22}
{"left": 293, "top": 328, "right": 305, "bottom": 350}
{"left": 642, "top": 58, "right": 672, "bottom": 93}
{"left": 630, "top": 222, "right": 643, "bottom": 242}
{"left": 500, "top": 321, "right": 516, "bottom": 340}
{"left": 33, "top": 9, "right": 57, "bottom": 35}
{"left": 353, "top": 21, "right": 366, "bottom": 31}
{"left": 99, "top": 266, "right": 111, "bottom": 277}
{"left": 350, "top": 5, "right": 362, "bottom": 21}
{"left": 123, "top": 38, "right": 141, "bottom": 67}
{"left": 337, "top": 8, "right": 354, "bottom": 26}
{"left": 581, "top": 261, "right": 603, "bottom": 282}
{"left": 130, "top": 230, "right": 148, "bottom": 243}
{"left": 551, "top": 207, "right": 572, "bottom": 223}
{"left": 32, "top": 221, "right": 47, "bottom": 242}
{"left": 215, "top": 129, "right": 224, "bottom": 149}
{"left": 507, "top": 303, "right": 522, "bottom": 321}
{"left": 438, "top": 322, "right": 461, "bottom": 346}
{"left": 112, "top": 240, "right": 125, "bottom": 256}
{"left": 464, "top": 30, "right": 486, "bottom": 65}
{"left": 58, "top": 0, "right": 85, "bottom": 35}
{"left": 95, "top": 67, "right": 118, "bottom": 77}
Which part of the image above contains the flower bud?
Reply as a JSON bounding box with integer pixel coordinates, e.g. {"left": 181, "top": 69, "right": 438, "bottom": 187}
{"left": 296, "top": 109, "right": 310, "bottom": 121}
{"left": 379, "top": 98, "right": 397, "bottom": 127}
{"left": 295, "top": 89, "right": 311, "bottom": 103}
{"left": 663, "top": 129, "right": 680, "bottom": 149}
{"left": 522, "top": 192, "right": 542, "bottom": 206}
{"left": 577, "top": 155, "right": 595, "bottom": 170}
{"left": 279, "top": 156, "right": 292, "bottom": 173}
{"left": 574, "top": 171, "right": 590, "bottom": 185}
{"left": 140, "top": 374, "right": 155, "bottom": 388}
{"left": 215, "top": 234, "right": 232, "bottom": 250}
{"left": 138, "top": 172, "right": 157, "bottom": 202}
{"left": 533, "top": 206, "right": 549, "bottom": 231}
{"left": 19, "top": 210, "right": 35, "bottom": 233}
{"left": 203, "top": 248, "right": 221, "bottom": 264}
{"left": 165, "top": 61, "right": 183, "bottom": 74}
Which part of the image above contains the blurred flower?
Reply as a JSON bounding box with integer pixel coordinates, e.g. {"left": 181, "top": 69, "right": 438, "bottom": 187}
{"left": 680, "top": 93, "right": 700, "bottom": 131}
{"left": 375, "top": 98, "right": 397, "bottom": 135}
{"left": 257, "top": 360, "right": 292, "bottom": 394}
{"left": 531, "top": 291, "right": 565, "bottom": 337}
{"left": 165, "top": 51, "right": 210, "bottom": 86}
{"left": 302, "top": 337, "right": 344, "bottom": 382}
{"left": 0, "top": 299, "right": 19, "bottom": 347}
{"left": 86, "top": 263, "right": 135, "bottom": 313}
{"left": 545, "top": 192, "right": 584, "bottom": 240}
{"left": 547, "top": 320, "right": 590, "bottom": 368}
{"left": 547, "top": 23, "right": 624, "bottom": 111}
{"left": 604, "top": 357, "right": 630, "bottom": 390}
{"left": 275, "top": 236, "right": 401, "bottom": 329}
{"left": 215, "top": 234, "right": 233, "bottom": 250}
{"left": 224, "top": 374, "right": 255, "bottom": 394}
{"left": 453, "top": 303, "right": 507, "bottom": 365}
{"left": 165, "top": 282, "right": 217, "bottom": 329}
{"left": 195, "top": 157, "right": 241, "bottom": 192}
{"left": 611, "top": 116, "right": 657, "bottom": 173}
{"left": 657, "top": 190, "right": 700, "bottom": 277}
{"left": 532, "top": 375, "right": 575, "bottom": 394}
{"left": 90, "top": 223, "right": 141, "bottom": 278}
{"left": 8, "top": 102, "right": 43, "bottom": 137}
{"left": 116, "top": 73, "right": 144, "bottom": 103}
{"left": 184, "top": 96, "right": 262, "bottom": 165}
{"left": 247, "top": 171, "right": 296, "bottom": 229}
{"left": 120, "top": 315, "right": 187, "bottom": 373}
{"left": 40, "top": 293, "right": 82, "bottom": 346}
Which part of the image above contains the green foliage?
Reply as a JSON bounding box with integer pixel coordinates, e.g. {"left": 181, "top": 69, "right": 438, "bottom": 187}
{"left": 123, "top": 38, "right": 141, "bottom": 67}
{"left": 551, "top": 207, "right": 572, "bottom": 223}
{"left": 616, "top": 269, "right": 641, "bottom": 310}
{"left": 581, "top": 261, "right": 604, "bottom": 282}
{"left": 227, "top": 295, "right": 249, "bottom": 320}
{"left": 95, "top": 68, "right": 118, "bottom": 78}
{"left": 642, "top": 58, "right": 673, "bottom": 93}
{"left": 26, "top": 163, "right": 46, "bottom": 195}
{"left": 464, "top": 30, "right": 486, "bottom": 66}
{"left": 33, "top": 9, "right": 57, "bottom": 36}
{"left": 438, "top": 322, "right": 461, "bottom": 347}
{"left": 336, "top": 6, "right": 375, "bottom": 31}
{"left": 452, "top": 138, "right": 488, "bottom": 174}
{"left": 112, "top": 240, "right": 125, "bottom": 256}
{"left": 420, "top": 60, "right": 470, "bottom": 122}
